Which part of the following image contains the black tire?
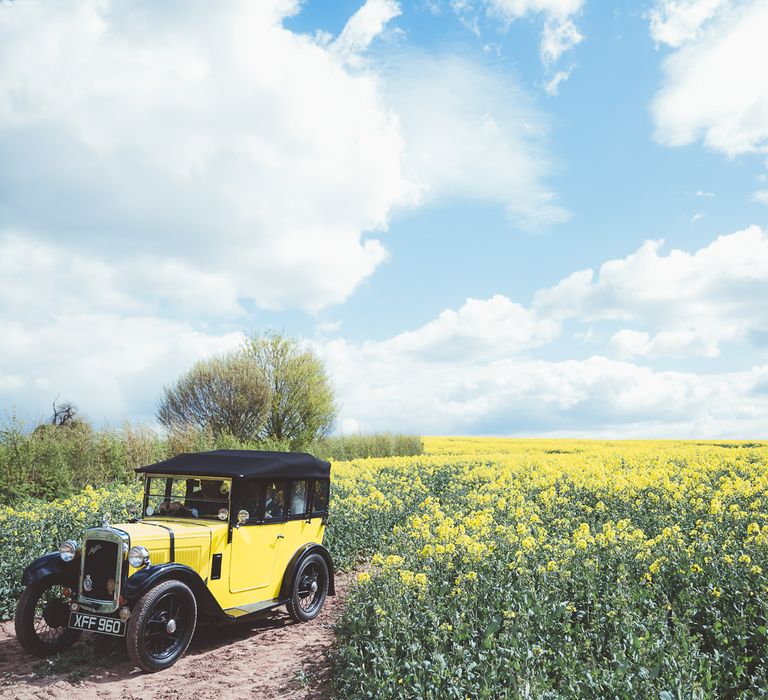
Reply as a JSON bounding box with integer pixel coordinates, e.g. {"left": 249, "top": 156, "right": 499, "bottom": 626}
{"left": 126, "top": 579, "right": 197, "bottom": 672}
{"left": 14, "top": 578, "right": 81, "bottom": 657}
{"left": 286, "top": 553, "right": 329, "bottom": 623}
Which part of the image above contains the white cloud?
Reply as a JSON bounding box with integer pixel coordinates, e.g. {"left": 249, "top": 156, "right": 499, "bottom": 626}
{"left": 534, "top": 225, "right": 768, "bottom": 357}
{"left": 0, "top": 312, "right": 244, "bottom": 424}
{"left": 333, "top": 0, "right": 402, "bottom": 64}
{"left": 751, "top": 190, "right": 768, "bottom": 205}
{"left": 0, "top": 0, "right": 571, "bottom": 424}
{"left": 694, "top": 190, "right": 715, "bottom": 197}
{"left": 484, "top": 0, "right": 584, "bottom": 74}
{"left": 651, "top": 0, "right": 768, "bottom": 157}
{"left": 484, "top": 0, "right": 583, "bottom": 23}
{"left": 608, "top": 328, "right": 723, "bottom": 359}
{"left": 544, "top": 67, "right": 574, "bottom": 96}
{"left": 374, "top": 294, "right": 559, "bottom": 360}
{"left": 649, "top": 0, "right": 730, "bottom": 48}
{"left": 540, "top": 18, "right": 583, "bottom": 66}
{"left": 0, "top": 0, "right": 413, "bottom": 313}
{"left": 0, "top": 0, "right": 565, "bottom": 318}
{"left": 446, "top": 0, "right": 583, "bottom": 89}
{"left": 314, "top": 224, "right": 768, "bottom": 436}
{"left": 320, "top": 334, "right": 768, "bottom": 437}
{"left": 388, "top": 53, "right": 569, "bottom": 226}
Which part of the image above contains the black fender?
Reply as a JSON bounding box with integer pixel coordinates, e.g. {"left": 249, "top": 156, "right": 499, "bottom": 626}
{"left": 21, "top": 552, "right": 80, "bottom": 587}
{"left": 280, "top": 543, "right": 335, "bottom": 599}
{"left": 124, "top": 563, "right": 226, "bottom": 620}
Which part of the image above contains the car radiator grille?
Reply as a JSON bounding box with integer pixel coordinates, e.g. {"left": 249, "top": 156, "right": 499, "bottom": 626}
{"left": 81, "top": 539, "right": 120, "bottom": 602}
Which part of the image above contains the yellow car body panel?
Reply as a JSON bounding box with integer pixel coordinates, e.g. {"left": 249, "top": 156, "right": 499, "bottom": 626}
{"left": 119, "top": 516, "right": 326, "bottom": 610}
{"left": 228, "top": 519, "right": 326, "bottom": 601}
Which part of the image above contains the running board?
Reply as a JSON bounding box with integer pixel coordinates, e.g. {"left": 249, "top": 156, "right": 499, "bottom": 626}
{"left": 224, "top": 599, "right": 284, "bottom": 618}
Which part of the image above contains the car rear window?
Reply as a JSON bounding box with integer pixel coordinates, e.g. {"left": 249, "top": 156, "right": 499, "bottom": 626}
{"left": 290, "top": 480, "right": 309, "bottom": 516}
{"left": 311, "top": 480, "right": 329, "bottom": 516}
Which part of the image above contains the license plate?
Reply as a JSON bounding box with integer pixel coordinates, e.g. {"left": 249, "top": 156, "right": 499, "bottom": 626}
{"left": 68, "top": 611, "right": 126, "bottom": 637}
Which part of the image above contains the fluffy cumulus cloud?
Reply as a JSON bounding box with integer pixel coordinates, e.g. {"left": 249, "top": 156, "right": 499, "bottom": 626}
{"left": 534, "top": 225, "right": 768, "bottom": 357}
{"left": 0, "top": 0, "right": 412, "bottom": 313}
{"left": 320, "top": 335, "right": 768, "bottom": 438}
{"left": 0, "top": 0, "right": 567, "bottom": 422}
{"left": 651, "top": 0, "right": 768, "bottom": 156}
{"left": 318, "top": 226, "right": 768, "bottom": 436}
{"left": 0, "top": 233, "right": 244, "bottom": 422}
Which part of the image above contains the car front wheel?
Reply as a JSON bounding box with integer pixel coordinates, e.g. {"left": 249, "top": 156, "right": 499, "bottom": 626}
{"left": 286, "top": 553, "right": 329, "bottom": 623}
{"left": 14, "top": 578, "right": 81, "bottom": 657}
{"left": 126, "top": 579, "right": 197, "bottom": 672}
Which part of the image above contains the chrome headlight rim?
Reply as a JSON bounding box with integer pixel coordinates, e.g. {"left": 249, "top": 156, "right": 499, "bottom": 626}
{"left": 128, "top": 545, "right": 150, "bottom": 569}
{"left": 59, "top": 539, "right": 79, "bottom": 562}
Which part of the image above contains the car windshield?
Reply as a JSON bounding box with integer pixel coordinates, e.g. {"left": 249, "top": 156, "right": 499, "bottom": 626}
{"left": 144, "top": 476, "right": 231, "bottom": 521}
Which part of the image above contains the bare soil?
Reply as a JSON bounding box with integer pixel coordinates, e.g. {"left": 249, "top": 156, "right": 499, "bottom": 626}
{"left": 0, "top": 573, "right": 352, "bottom": 700}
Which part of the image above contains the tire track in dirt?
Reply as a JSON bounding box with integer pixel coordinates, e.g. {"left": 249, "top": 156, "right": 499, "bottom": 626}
{"left": 0, "top": 573, "right": 352, "bottom": 700}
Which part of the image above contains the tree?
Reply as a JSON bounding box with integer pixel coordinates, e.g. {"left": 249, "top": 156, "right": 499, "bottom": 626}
{"left": 245, "top": 331, "right": 337, "bottom": 448}
{"left": 156, "top": 353, "right": 271, "bottom": 441}
{"left": 51, "top": 399, "right": 78, "bottom": 427}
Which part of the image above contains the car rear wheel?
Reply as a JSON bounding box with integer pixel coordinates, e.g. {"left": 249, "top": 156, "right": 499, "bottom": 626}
{"left": 286, "top": 553, "right": 328, "bottom": 623}
{"left": 127, "top": 579, "right": 197, "bottom": 672}
{"left": 15, "top": 578, "right": 81, "bottom": 657}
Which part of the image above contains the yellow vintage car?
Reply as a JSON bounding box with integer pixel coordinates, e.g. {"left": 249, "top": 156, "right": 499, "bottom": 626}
{"left": 14, "top": 450, "right": 334, "bottom": 671}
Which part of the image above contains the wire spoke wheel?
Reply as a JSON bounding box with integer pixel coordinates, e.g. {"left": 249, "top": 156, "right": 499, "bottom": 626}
{"left": 287, "top": 553, "right": 329, "bottom": 623}
{"left": 34, "top": 587, "right": 69, "bottom": 643}
{"left": 297, "top": 562, "right": 322, "bottom": 613}
{"left": 143, "top": 592, "right": 187, "bottom": 659}
{"left": 15, "top": 579, "right": 81, "bottom": 657}
{"left": 127, "top": 579, "right": 197, "bottom": 672}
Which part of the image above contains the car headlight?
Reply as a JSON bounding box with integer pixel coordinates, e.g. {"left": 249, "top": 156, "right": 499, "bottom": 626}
{"left": 128, "top": 545, "right": 150, "bottom": 569}
{"left": 59, "top": 540, "right": 78, "bottom": 562}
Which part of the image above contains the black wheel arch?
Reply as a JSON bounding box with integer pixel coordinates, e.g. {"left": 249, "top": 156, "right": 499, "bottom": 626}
{"left": 21, "top": 552, "right": 80, "bottom": 588}
{"left": 280, "top": 543, "right": 335, "bottom": 599}
{"left": 124, "top": 563, "right": 225, "bottom": 620}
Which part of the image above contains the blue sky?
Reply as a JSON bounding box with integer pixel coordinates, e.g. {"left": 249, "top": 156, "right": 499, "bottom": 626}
{"left": 1, "top": 0, "right": 767, "bottom": 437}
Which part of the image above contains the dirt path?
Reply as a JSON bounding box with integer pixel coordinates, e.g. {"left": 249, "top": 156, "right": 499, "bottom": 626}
{"left": 0, "top": 573, "right": 352, "bottom": 700}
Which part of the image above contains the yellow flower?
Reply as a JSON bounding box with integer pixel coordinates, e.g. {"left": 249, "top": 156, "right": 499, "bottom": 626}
{"left": 739, "top": 554, "right": 752, "bottom": 565}
{"left": 357, "top": 572, "right": 371, "bottom": 584}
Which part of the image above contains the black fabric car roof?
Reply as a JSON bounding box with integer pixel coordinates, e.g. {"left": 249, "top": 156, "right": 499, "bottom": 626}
{"left": 136, "top": 450, "right": 331, "bottom": 480}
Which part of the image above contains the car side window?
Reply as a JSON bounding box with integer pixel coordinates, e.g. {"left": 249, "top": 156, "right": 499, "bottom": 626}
{"left": 311, "top": 480, "right": 329, "bottom": 516}
{"left": 235, "top": 481, "right": 262, "bottom": 523}
{"left": 264, "top": 481, "right": 287, "bottom": 520}
{"left": 290, "top": 480, "right": 309, "bottom": 516}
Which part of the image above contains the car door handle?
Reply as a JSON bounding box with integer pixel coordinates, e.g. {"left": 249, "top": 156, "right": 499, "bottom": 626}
{"left": 276, "top": 534, "right": 284, "bottom": 539}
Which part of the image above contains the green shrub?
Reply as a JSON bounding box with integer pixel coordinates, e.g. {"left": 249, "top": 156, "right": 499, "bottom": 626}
{"left": 309, "top": 433, "right": 423, "bottom": 461}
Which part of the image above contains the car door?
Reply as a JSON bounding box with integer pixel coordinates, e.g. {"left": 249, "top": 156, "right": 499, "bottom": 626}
{"left": 229, "top": 480, "right": 286, "bottom": 598}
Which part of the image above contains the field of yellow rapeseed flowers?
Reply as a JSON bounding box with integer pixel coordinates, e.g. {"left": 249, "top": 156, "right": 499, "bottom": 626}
{"left": 330, "top": 438, "right": 768, "bottom": 699}
{"left": 2, "top": 438, "right": 767, "bottom": 697}
{"left": 0, "top": 484, "right": 141, "bottom": 618}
